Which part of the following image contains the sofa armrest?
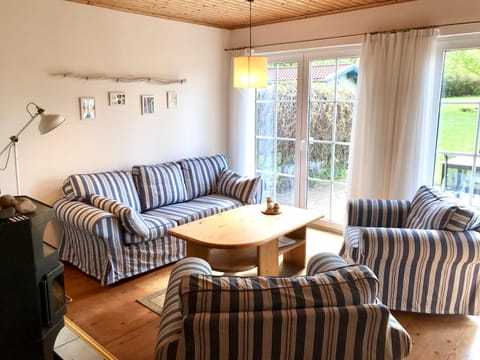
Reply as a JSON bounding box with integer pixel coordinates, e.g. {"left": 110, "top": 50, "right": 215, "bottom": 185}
{"left": 156, "top": 257, "right": 212, "bottom": 360}
{"left": 358, "top": 227, "right": 480, "bottom": 314}
{"left": 347, "top": 199, "right": 411, "bottom": 228}
{"left": 387, "top": 313, "right": 413, "bottom": 359}
{"left": 306, "top": 252, "right": 349, "bottom": 275}
{"left": 53, "top": 198, "right": 120, "bottom": 238}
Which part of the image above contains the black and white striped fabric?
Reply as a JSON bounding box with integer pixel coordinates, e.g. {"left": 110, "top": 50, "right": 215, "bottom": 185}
{"left": 155, "top": 254, "right": 412, "bottom": 360}
{"left": 216, "top": 169, "right": 262, "bottom": 204}
{"left": 179, "top": 154, "right": 228, "bottom": 200}
{"left": 132, "top": 162, "right": 188, "bottom": 211}
{"left": 342, "top": 190, "right": 480, "bottom": 315}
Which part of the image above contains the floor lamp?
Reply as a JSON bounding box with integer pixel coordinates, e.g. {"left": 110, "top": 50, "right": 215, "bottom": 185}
{"left": 0, "top": 102, "right": 66, "bottom": 195}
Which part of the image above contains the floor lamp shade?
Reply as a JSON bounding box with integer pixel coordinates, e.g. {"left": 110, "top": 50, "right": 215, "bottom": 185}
{"left": 233, "top": 56, "right": 268, "bottom": 88}
{"left": 0, "top": 102, "right": 66, "bottom": 194}
{"left": 38, "top": 114, "right": 66, "bottom": 135}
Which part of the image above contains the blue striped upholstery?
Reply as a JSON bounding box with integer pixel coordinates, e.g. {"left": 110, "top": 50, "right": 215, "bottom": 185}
{"left": 54, "top": 198, "right": 185, "bottom": 285}
{"left": 216, "top": 169, "right": 262, "bottom": 204}
{"left": 61, "top": 179, "right": 76, "bottom": 200}
{"left": 146, "top": 194, "right": 242, "bottom": 225}
{"left": 132, "top": 162, "right": 188, "bottom": 211}
{"left": 68, "top": 171, "right": 141, "bottom": 212}
{"left": 180, "top": 265, "right": 379, "bottom": 315}
{"left": 359, "top": 227, "right": 480, "bottom": 315}
{"left": 406, "top": 185, "right": 480, "bottom": 230}
{"left": 54, "top": 155, "right": 262, "bottom": 285}
{"left": 90, "top": 194, "right": 150, "bottom": 238}
{"left": 179, "top": 154, "right": 228, "bottom": 200}
{"left": 307, "top": 251, "right": 349, "bottom": 274}
{"left": 342, "top": 186, "right": 480, "bottom": 315}
{"left": 347, "top": 199, "right": 411, "bottom": 228}
{"left": 156, "top": 254, "right": 412, "bottom": 360}
{"left": 155, "top": 257, "right": 212, "bottom": 360}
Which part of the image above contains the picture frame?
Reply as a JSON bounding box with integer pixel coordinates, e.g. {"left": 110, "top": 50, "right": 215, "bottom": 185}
{"left": 141, "top": 95, "right": 155, "bottom": 115}
{"left": 109, "top": 91, "right": 126, "bottom": 105}
{"left": 79, "top": 97, "right": 96, "bottom": 119}
{"left": 166, "top": 91, "right": 177, "bottom": 109}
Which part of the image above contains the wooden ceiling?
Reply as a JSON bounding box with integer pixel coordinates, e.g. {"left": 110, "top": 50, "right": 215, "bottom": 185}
{"left": 67, "top": 0, "right": 414, "bottom": 30}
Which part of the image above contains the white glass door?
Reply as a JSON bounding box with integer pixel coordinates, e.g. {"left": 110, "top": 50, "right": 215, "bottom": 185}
{"left": 255, "top": 48, "right": 359, "bottom": 226}
{"left": 305, "top": 56, "right": 359, "bottom": 223}
{"left": 255, "top": 58, "right": 303, "bottom": 206}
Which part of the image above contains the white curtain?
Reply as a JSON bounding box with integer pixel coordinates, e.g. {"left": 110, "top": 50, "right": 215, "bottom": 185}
{"left": 228, "top": 49, "right": 256, "bottom": 176}
{"left": 348, "top": 28, "right": 439, "bottom": 200}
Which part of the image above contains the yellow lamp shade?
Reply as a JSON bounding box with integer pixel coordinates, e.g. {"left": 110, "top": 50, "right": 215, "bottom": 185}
{"left": 233, "top": 56, "right": 268, "bottom": 88}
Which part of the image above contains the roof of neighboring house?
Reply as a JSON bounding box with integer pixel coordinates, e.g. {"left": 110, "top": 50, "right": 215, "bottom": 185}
{"left": 268, "top": 63, "right": 358, "bottom": 82}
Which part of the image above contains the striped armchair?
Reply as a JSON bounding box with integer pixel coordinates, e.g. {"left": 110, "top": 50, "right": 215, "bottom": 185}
{"left": 341, "top": 185, "right": 480, "bottom": 315}
{"left": 155, "top": 254, "right": 412, "bottom": 360}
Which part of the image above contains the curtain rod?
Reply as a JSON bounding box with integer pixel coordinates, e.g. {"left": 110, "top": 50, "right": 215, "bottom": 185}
{"left": 224, "top": 19, "right": 480, "bottom": 51}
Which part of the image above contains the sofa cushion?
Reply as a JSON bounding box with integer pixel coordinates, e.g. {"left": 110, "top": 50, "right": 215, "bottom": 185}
{"left": 406, "top": 185, "right": 480, "bottom": 230}
{"left": 179, "top": 154, "right": 228, "bottom": 200}
{"left": 67, "top": 171, "right": 141, "bottom": 212}
{"left": 145, "top": 194, "right": 242, "bottom": 226}
{"left": 132, "top": 162, "right": 188, "bottom": 211}
{"left": 180, "top": 265, "right": 379, "bottom": 315}
{"left": 216, "top": 169, "right": 261, "bottom": 204}
{"left": 90, "top": 194, "right": 149, "bottom": 237}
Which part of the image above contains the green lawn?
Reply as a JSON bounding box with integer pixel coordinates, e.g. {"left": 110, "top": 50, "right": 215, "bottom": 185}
{"left": 434, "top": 96, "right": 480, "bottom": 185}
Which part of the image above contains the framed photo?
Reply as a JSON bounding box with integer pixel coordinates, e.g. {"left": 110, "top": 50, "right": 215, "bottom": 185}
{"left": 79, "top": 97, "right": 96, "bottom": 119}
{"left": 141, "top": 95, "right": 155, "bottom": 115}
{"left": 109, "top": 91, "right": 126, "bottom": 105}
{"left": 167, "top": 91, "right": 177, "bottom": 109}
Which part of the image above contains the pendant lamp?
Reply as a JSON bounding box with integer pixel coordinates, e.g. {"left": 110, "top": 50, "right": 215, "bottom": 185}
{"left": 233, "top": 0, "right": 267, "bottom": 88}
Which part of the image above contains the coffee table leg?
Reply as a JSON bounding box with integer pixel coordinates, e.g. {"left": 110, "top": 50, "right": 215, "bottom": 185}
{"left": 283, "top": 226, "right": 307, "bottom": 267}
{"left": 257, "top": 239, "right": 279, "bottom": 276}
{"left": 187, "top": 241, "right": 210, "bottom": 261}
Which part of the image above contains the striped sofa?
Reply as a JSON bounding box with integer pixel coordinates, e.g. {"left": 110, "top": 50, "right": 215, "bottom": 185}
{"left": 155, "top": 253, "right": 412, "bottom": 360}
{"left": 54, "top": 154, "right": 263, "bottom": 285}
{"left": 341, "top": 185, "right": 480, "bottom": 315}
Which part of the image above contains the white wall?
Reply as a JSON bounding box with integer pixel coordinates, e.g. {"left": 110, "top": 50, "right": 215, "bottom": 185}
{"left": 0, "top": 0, "right": 230, "bottom": 205}
{"left": 230, "top": 0, "right": 480, "bottom": 52}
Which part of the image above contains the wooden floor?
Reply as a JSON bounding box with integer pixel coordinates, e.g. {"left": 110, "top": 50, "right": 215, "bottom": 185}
{"left": 63, "top": 229, "right": 480, "bottom": 360}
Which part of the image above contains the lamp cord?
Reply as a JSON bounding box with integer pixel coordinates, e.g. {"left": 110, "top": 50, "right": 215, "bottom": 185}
{"left": 249, "top": 0, "right": 253, "bottom": 56}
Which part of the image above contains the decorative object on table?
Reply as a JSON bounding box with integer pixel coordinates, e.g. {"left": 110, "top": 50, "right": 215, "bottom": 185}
{"left": 79, "top": 97, "right": 96, "bottom": 119}
{"left": 262, "top": 196, "right": 281, "bottom": 215}
{"left": 109, "top": 91, "right": 126, "bottom": 105}
{"left": 0, "top": 194, "right": 37, "bottom": 219}
{"left": 166, "top": 91, "right": 177, "bottom": 109}
{"left": 0, "top": 102, "right": 65, "bottom": 194}
{"left": 232, "top": 0, "right": 267, "bottom": 88}
{"left": 141, "top": 95, "right": 155, "bottom": 115}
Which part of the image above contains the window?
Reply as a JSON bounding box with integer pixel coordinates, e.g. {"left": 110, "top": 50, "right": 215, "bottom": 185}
{"left": 433, "top": 36, "right": 480, "bottom": 206}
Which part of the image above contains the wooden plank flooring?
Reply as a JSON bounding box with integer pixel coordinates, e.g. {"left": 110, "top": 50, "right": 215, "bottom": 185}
{"left": 63, "top": 228, "right": 480, "bottom": 359}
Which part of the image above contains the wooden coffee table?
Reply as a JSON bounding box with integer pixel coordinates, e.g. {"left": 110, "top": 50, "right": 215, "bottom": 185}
{"left": 167, "top": 204, "right": 323, "bottom": 276}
